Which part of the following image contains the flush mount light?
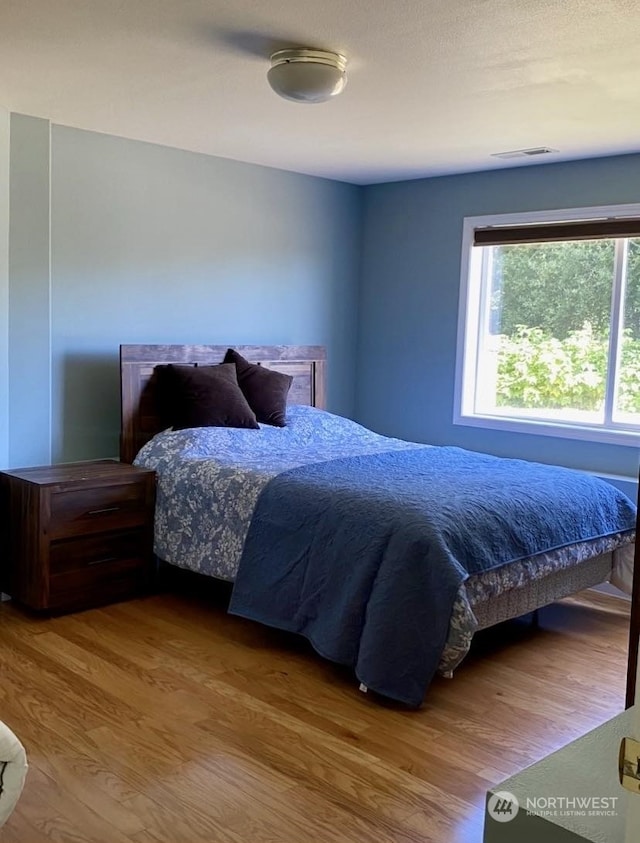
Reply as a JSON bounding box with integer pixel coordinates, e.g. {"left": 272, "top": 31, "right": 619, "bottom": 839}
{"left": 491, "top": 147, "right": 559, "bottom": 159}
{"left": 267, "top": 49, "right": 347, "bottom": 104}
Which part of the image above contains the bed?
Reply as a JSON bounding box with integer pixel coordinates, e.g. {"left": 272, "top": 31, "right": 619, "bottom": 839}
{"left": 121, "top": 344, "right": 636, "bottom": 706}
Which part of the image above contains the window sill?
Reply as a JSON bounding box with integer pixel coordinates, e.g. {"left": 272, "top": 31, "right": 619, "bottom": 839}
{"left": 454, "top": 412, "right": 640, "bottom": 448}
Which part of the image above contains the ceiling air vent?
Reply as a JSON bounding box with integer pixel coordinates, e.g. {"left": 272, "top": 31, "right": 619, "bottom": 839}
{"left": 491, "top": 147, "right": 558, "bottom": 159}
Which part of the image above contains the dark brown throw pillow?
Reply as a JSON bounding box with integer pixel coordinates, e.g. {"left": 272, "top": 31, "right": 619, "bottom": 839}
{"left": 158, "top": 363, "right": 259, "bottom": 430}
{"left": 224, "top": 349, "right": 293, "bottom": 427}
{"left": 153, "top": 364, "right": 179, "bottom": 430}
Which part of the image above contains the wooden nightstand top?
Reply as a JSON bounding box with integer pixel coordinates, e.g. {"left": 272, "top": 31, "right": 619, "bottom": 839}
{"left": 0, "top": 459, "right": 154, "bottom": 487}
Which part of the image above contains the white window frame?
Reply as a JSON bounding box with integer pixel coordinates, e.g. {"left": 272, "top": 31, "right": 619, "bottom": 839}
{"left": 454, "top": 203, "right": 640, "bottom": 448}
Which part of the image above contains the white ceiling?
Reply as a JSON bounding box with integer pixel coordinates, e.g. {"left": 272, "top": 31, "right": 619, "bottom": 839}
{"left": 0, "top": 0, "right": 638, "bottom": 184}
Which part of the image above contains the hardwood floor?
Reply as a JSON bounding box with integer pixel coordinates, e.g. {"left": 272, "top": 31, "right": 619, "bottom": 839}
{"left": 0, "top": 587, "right": 630, "bottom": 843}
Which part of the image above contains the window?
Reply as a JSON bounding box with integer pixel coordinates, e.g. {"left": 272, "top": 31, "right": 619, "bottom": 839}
{"left": 455, "top": 205, "right": 640, "bottom": 446}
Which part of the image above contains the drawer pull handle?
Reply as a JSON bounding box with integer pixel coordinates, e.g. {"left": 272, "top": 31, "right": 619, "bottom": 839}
{"left": 88, "top": 556, "right": 118, "bottom": 566}
{"left": 87, "top": 506, "right": 120, "bottom": 515}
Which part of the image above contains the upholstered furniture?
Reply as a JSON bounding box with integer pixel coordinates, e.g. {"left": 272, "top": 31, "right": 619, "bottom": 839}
{"left": 484, "top": 707, "right": 635, "bottom": 843}
{"left": 0, "top": 720, "right": 27, "bottom": 827}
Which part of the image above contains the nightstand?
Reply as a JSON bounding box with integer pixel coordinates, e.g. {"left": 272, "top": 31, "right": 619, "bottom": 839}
{"left": 0, "top": 460, "right": 156, "bottom": 612}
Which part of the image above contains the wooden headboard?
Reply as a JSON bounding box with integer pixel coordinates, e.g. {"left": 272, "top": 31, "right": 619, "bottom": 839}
{"left": 120, "top": 344, "right": 327, "bottom": 463}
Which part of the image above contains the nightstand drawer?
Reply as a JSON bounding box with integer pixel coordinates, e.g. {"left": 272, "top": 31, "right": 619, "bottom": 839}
{"left": 50, "top": 482, "right": 148, "bottom": 538}
{"left": 49, "top": 557, "right": 150, "bottom": 610}
{"left": 49, "top": 529, "right": 147, "bottom": 575}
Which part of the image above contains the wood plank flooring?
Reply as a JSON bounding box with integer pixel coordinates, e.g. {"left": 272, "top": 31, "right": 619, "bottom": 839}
{"left": 0, "top": 587, "right": 630, "bottom": 843}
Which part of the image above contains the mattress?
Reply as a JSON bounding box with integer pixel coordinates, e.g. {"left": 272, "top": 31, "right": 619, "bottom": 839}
{"left": 135, "top": 405, "right": 635, "bottom": 689}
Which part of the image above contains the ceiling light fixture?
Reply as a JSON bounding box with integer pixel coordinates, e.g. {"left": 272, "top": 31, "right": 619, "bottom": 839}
{"left": 267, "top": 49, "right": 347, "bottom": 104}
{"left": 491, "top": 147, "right": 558, "bottom": 159}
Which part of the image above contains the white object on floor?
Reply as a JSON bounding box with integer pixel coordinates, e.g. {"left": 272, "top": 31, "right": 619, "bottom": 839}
{"left": 626, "top": 651, "right": 640, "bottom": 843}
{"left": 485, "top": 708, "right": 633, "bottom": 842}
{"left": 0, "top": 721, "right": 27, "bottom": 826}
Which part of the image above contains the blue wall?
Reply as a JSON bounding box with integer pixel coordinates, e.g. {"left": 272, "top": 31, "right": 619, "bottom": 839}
{"left": 357, "top": 153, "right": 640, "bottom": 481}
{"left": 3, "top": 119, "right": 362, "bottom": 466}
{"left": 6, "top": 114, "right": 640, "bottom": 481}
{"left": 8, "top": 115, "right": 52, "bottom": 467}
{"left": 0, "top": 108, "right": 8, "bottom": 468}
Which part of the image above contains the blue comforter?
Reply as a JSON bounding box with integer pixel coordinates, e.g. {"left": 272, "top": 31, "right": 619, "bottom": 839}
{"left": 229, "top": 444, "right": 636, "bottom": 706}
